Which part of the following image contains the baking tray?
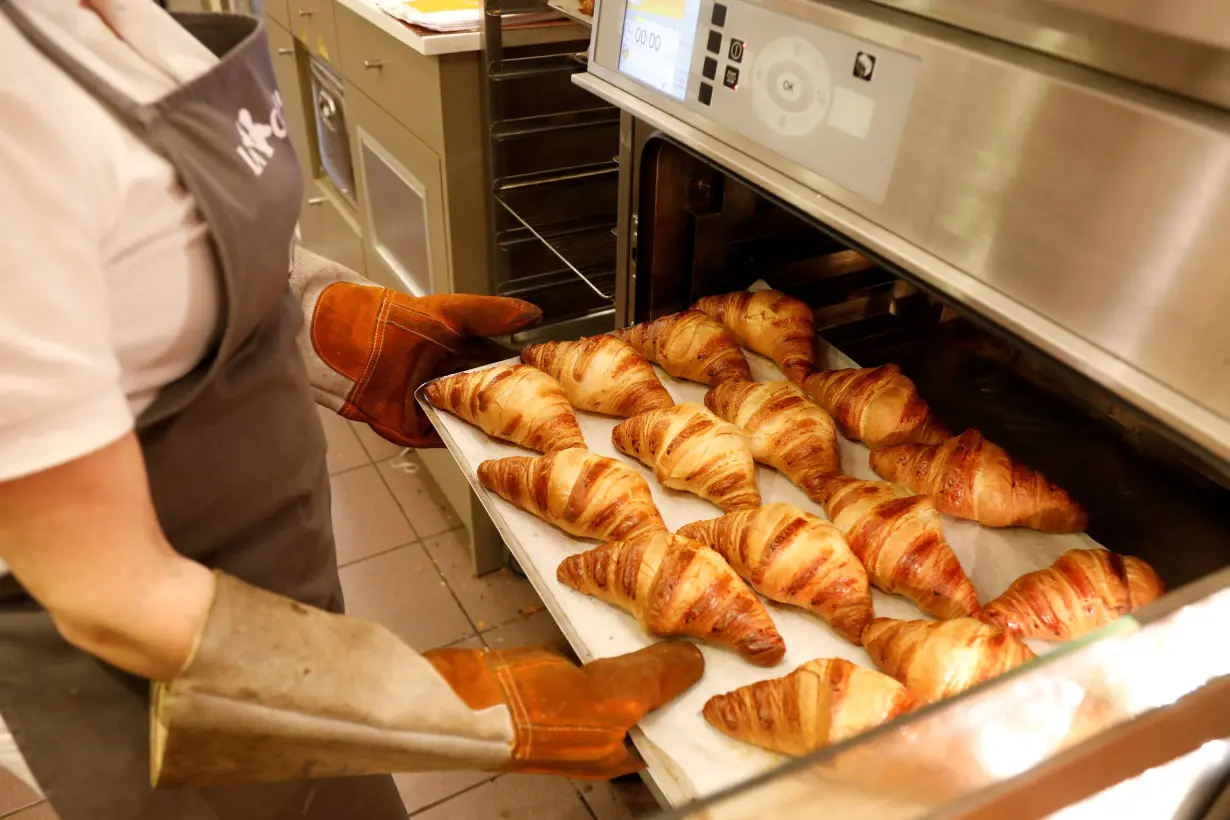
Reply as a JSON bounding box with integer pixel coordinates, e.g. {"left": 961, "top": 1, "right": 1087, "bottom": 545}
{"left": 415, "top": 341, "right": 1103, "bottom": 805}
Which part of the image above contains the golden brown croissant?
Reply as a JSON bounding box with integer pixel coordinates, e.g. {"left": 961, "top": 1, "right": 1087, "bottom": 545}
{"left": 869, "top": 430, "right": 1089, "bottom": 533}
{"left": 704, "top": 380, "right": 840, "bottom": 496}
{"left": 692, "top": 290, "right": 815, "bottom": 383}
{"left": 679, "top": 503, "right": 873, "bottom": 643}
{"left": 557, "top": 532, "right": 786, "bottom": 666}
{"left": 612, "top": 310, "right": 752, "bottom": 386}
{"left": 477, "top": 448, "right": 666, "bottom": 542}
{"left": 611, "top": 403, "right": 760, "bottom": 511}
{"left": 521, "top": 335, "right": 674, "bottom": 418}
{"left": 424, "top": 364, "right": 585, "bottom": 452}
{"left": 801, "top": 364, "right": 949, "bottom": 448}
{"left": 982, "top": 549, "right": 1165, "bottom": 641}
{"left": 862, "top": 617, "right": 1036, "bottom": 703}
{"left": 703, "top": 658, "right": 919, "bottom": 755}
{"left": 814, "top": 476, "right": 980, "bottom": 620}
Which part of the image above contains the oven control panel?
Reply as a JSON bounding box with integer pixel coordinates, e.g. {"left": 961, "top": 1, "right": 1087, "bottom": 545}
{"left": 614, "top": 0, "right": 920, "bottom": 203}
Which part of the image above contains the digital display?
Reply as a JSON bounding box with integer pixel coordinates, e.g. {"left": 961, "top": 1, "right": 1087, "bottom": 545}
{"left": 618, "top": 0, "right": 703, "bottom": 100}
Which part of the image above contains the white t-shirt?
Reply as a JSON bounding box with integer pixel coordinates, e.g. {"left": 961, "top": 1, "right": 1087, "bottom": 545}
{"left": 0, "top": 0, "right": 224, "bottom": 484}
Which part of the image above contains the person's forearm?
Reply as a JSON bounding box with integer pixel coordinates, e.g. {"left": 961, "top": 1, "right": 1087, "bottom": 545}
{"left": 49, "top": 550, "right": 214, "bottom": 681}
{"left": 0, "top": 434, "right": 214, "bottom": 681}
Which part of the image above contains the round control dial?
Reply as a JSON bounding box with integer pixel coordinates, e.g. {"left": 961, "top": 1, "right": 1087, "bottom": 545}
{"left": 751, "top": 36, "right": 832, "bottom": 137}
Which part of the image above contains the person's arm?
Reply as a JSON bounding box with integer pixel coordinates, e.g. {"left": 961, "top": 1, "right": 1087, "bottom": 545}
{"left": 288, "top": 246, "right": 541, "bottom": 447}
{"left": 0, "top": 434, "right": 212, "bottom": 681}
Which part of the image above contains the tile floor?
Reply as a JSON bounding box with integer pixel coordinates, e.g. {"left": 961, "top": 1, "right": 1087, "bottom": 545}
{"left": 0, "top": 409, "right": 659, "bottom": 820}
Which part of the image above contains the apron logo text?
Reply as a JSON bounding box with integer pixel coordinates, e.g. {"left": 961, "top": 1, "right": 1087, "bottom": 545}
{"left": 236, "top": 91, "right": 289, "bottom": 176}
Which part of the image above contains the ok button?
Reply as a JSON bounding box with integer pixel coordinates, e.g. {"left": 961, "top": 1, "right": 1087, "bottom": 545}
{"left": 776, "top": 71, "right": 803, "bottom": 102}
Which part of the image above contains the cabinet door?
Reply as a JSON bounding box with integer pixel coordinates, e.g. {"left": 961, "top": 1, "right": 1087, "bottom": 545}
{"left": 299, "top": 181, "right": 365, "bottom": 274}
{"left": 349, "top": 87, "right": 449, "bottom": 296}
{"left": 266, "top": 21, "right": 313, "bottom": 179}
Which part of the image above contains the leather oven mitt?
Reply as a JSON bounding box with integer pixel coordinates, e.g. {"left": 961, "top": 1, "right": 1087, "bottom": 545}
{"left": 290, "top": 246, "right": 541, "bottom": 448}
{"left": 152, "top": 573, "right": 704, "bottom": 789}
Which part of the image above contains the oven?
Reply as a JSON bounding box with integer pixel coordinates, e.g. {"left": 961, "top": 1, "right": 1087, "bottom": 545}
{"left": 308, "top": 55, "right": 357, "bottom": 208}
{"left": 571, "top": 0, "right": 1230, "bottom": 816}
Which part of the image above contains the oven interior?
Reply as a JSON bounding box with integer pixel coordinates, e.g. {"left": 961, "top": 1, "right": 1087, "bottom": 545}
{"left": 633, "top": 135, "right": 1230, "bottom": 590}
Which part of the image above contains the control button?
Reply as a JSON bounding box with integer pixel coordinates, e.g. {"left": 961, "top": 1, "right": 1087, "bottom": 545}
{"left": 711, "top": 3, "right": 727, "bottom": 27}
{"left": 723, "top": 66, "right": 740, "bottom": 89}
{"left": 698, "top": 82, "right": 714, "bottom": 106}
{"left": 702, "top": 57, "right": 718, "bottom": 80}
{"left": 751, "top": 36, "right": 832, "bottom": 137}
{"left": 706, "top": 30, "right": 722, "bottom": 54}
{"left": 773, "top": 69, "right": 803, "bottom": 103}
{"left": 728, "top": 38, "right": 745, "bottom": 62}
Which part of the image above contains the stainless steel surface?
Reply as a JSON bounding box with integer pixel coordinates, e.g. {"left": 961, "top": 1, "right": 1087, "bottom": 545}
{"left": 356, "top": 129, "right": 434, "bottom": 296}
{"left": 308, "top": 56, "right": 357, "bottom": 207}
{"left": 362, "top": 58, "right": 384, "bottom": 68}
{"left": 581, "top": 0, "right": 1230, "bottom": 471}
{"left": 860, "top": 0, "right": 1230, "bottom": 110}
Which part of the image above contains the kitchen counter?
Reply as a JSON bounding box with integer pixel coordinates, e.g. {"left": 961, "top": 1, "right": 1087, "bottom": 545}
{"left": 334, "top": 0, "right": 587, "bottom": 56}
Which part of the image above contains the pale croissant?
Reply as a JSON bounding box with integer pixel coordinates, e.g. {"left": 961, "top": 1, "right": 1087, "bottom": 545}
{"left": 703, "top": 658, "right": 918, "bottom": 756}
{"left": 521, "top": 335, "right": 673, "bottom": 418}
{"left": 612, "top": 403, "right": 760, "bottom": 511}
{"left": 679, "top": 503, "right": 873, "bottom": 643}
{"left": 869, "top": 430, "right": 1088, "bottom": 533}
{"left": 692, "top": 290, "right": 815, "bottom": 383}
{"left": 612, "top": 310, "right": 752, "bottom": 385}
{"left": 477, "top": 448, "right": 666, "bottom": 542}
{"left": 557, "top": 532, "right": 786, "bottom": 666}
{"left": 424, "top": 364, "right": 585, "bottom": 452}
{"left": 704, "top": 380, "right": 840, "bottom": 497}
{"left": 862, "top": 617, "right": 1036, "bottom": 703}
{"left": 814, "top": 476, "right": 980, "bottom": 620}
{"left": 801, "top": 364, "right": 949, "bottom": 448}
{"left": 982, "top": 549, "right": 1164, "bottom": 641}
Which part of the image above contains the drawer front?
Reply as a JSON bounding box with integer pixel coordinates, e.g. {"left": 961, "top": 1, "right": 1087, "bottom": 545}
{"left": 300, "top": 181, "right": 365, "bottom": 275}
{"left": 266, "top": 21, "right": 313, "bottom": 178}
{"left": 288, "top": 0, "right": 342, "bottom": 65}
{"left": 335, "top": 1, "right": 445, "bottom": 154}
{"left": 261, "top": 0, "right": 290, "bottom": 28}
{"left": 349, "top": 87, "right": 450, "bottom": 295}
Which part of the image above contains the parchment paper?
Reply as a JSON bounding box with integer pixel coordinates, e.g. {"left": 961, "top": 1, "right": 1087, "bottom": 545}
{"left": 417, "top": 340, "right": 1100, "bottom": 804}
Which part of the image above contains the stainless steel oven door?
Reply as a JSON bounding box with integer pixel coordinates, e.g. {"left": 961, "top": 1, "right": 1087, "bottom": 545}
{"left": 309, "top": 56, "right": 357, "bottom": 207}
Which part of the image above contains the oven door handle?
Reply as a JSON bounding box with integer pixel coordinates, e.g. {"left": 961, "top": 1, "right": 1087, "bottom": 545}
{"left": 316, "top": 89, "right": 340, "bottom": 132}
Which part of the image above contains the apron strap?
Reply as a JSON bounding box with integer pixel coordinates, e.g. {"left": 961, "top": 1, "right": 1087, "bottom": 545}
{"left": 0, "top": 0, "right": 147, "bottom": 125}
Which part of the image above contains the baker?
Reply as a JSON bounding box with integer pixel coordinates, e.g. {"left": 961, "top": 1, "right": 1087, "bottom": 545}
{"left": 0, "top": 3, "right": 702, "bottom": 819}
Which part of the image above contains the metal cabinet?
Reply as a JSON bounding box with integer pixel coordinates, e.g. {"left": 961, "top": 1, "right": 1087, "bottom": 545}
{"left": 347, "top": 86, "right": 450, "bottom": 296}
{"left": 266, "top": 20, "right": 313, "bottom": 177}
{"left": 298, "top": 180, "right": 365, "bottom": 274}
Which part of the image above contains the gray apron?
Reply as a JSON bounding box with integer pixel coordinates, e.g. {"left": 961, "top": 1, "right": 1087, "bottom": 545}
{"left": 0, "top": 7, "right": 407, "bottom": 819}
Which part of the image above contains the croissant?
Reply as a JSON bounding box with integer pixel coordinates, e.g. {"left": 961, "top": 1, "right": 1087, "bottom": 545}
{"left": 862, "top": 617, "right": 1036, "bottom": 703}
{"left": 703, "top": 658, "right": 919, "bottom": 756}
{"left": 520, "top": 335, "right": 673, "bottom": 418}
{"left": 704, "top": 381, "right": 840, "bottom": 496}
{"left": 814, "top": 476, "right": 980, "bottom": 620}
{"left": 477, "top": 448, "right": 666, "bottom": 542}
{"left": 612, "top": 310, "right": 752, "bottom": 386}
{"left": 801, "top": 364, "right": 949, "bottom": 448}
{"left": 982, "top": 549, "right": 1165, "bottom": 641}
{"left": 612, "top": 403, "right": 760, "bottom": 511}
{"left": 679, "top": 503, "right": 873, "bottom": 643}
{"left": 424, "top": 364, "right": 585, "bottom": 452}
{"left": 557, "top": 532, "right": 786, "bottom": 666}
{"left": 692, "top": 290, "right": 815, "bottom": 383}
{"left": 869, "top": 430, "right": 1089, "bottom": 533}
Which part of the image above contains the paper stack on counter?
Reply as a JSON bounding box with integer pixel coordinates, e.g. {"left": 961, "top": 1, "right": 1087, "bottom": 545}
{"left": 375, "top": 0, "right": 559, "bottom": 32}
